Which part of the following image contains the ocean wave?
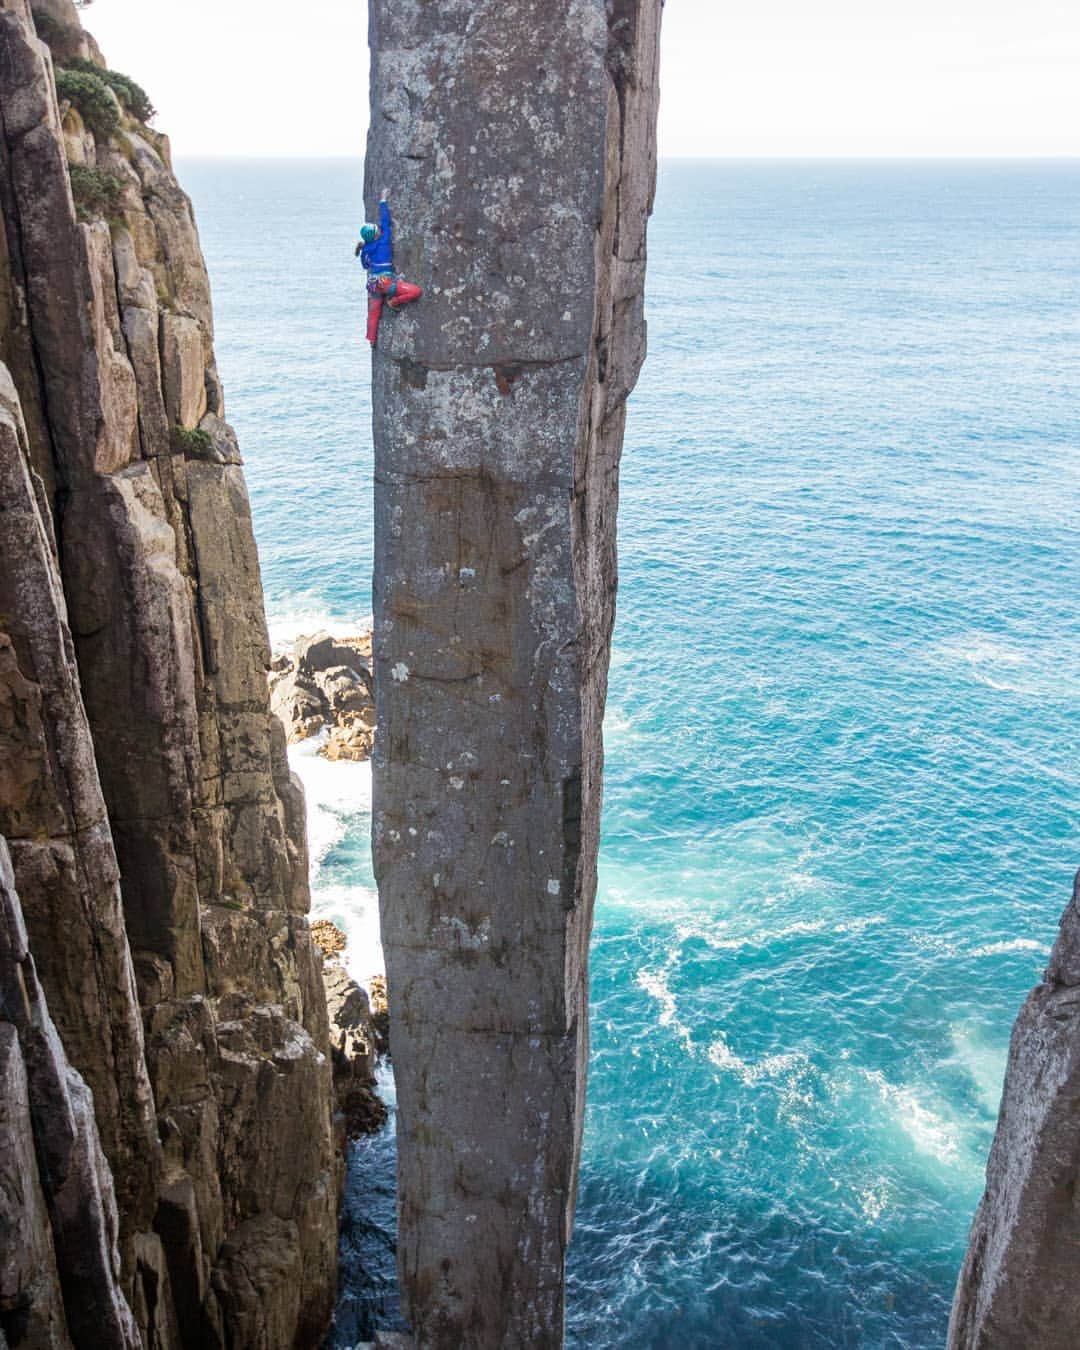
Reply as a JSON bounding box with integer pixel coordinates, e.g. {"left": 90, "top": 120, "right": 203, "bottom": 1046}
{"left": 268, "top": 607, "right": 373, "bottom": 653}
{"left": 288, "top": 735, "right": 372, "bottom": 867}
{"left": 311, "top": 881, "right": 384, "bottom": 979}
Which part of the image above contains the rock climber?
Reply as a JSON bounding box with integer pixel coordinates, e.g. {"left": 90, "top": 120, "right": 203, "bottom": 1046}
{"left": 355, "top": 192, "right": 422, "bottom": 345}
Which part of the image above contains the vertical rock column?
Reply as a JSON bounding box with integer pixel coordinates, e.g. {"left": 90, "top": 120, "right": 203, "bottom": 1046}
{"left": 367, "top": 1, "right": 661, "bottom": 1344}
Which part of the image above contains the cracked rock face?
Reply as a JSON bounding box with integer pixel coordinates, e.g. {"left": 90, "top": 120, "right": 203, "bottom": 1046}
{"left": 1, "top": 5, "right": 338, "bottom": 1344}
{"left": 367, "top": 1, "right": 661, "bottom": 1344}
{"left": 948, "top": 871, "right": 1080, "bottom": 1349}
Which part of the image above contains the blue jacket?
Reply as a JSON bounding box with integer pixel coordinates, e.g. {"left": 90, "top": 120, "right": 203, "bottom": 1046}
{"left": 360, "top": 200, "right": 393, "bottom": 274}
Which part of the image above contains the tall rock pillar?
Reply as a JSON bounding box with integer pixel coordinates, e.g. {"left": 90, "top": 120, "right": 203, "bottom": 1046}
{"left": 367, "top": 1, "right": 661, "bottom": 1344}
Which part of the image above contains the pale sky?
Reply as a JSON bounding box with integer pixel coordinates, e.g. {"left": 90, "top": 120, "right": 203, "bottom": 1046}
{"left": 82, "top": 0, "right": 1080, "bottom": 158}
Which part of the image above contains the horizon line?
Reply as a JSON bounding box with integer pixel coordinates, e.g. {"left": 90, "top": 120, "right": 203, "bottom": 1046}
{"left": 173, "top": 151, "right": 1080, "bottom": 162}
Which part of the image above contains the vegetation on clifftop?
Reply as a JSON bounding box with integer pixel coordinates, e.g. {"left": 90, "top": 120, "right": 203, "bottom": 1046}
{"left": 65, "top": 56, "right": 156, "bottom": 123}
{"left": 55, "top": 68, "right": 120, "bottom": 139}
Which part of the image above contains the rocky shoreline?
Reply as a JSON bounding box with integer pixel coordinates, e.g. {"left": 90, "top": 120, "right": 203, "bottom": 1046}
{"left": 276, "top": 641, "right": 389, "bottom": 1141}
{"left": 270, "top": 630, "right": 375, "bottom": 761}
{"left": 312, "top": 920, "right": 387, "bottom": 1140}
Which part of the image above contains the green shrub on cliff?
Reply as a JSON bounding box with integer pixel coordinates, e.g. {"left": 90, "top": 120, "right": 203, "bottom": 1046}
{"left": 55, "top": 68, "right": 119, "bottom": 141}
{"left": 67, "top": 164, "right": 124, "bottom": 222}
{"left": 170, "top": 426, "right": 215, "bottom": 460}
{"left": 65, "top": 57, "right": 156, "bottom": 123}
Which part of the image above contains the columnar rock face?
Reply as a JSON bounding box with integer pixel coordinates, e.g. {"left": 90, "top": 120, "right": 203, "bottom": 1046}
{"left": 0, "top": 3, "right": 338, "bottom": 1344}
{"left": 949, "top": 871, "right": 1080, "bottom": 1350}
{"left": 367, "top": 1, "right": 661, "bottom": 1344}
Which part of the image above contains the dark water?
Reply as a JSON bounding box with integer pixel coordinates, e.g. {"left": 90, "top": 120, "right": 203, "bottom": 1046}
{"left": 183, "top": 158, "right": 1080, "bottom": 1348}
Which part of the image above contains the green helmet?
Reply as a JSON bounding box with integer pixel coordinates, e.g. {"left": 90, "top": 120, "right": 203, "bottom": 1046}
{"left": 360, "top": 223, "right": 379, "bottom": 245}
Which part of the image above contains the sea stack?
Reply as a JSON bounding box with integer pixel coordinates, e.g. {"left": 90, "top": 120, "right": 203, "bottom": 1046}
{"left": 366, "top": 1, "right": 662, "bottom": 1344}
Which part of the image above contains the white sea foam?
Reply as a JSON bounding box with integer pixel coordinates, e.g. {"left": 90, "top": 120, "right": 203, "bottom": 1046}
{"left": 287, "top": 735, "right": 382, "bottom": 975}
{"left": 862, "top": 1069, "right": 960, "bottom": 1165}
{"left": 288, "top": 735, "right": 372, "bottom": 867}
{"left": 948, "top": 1024, "right": 1008, "bottom": 1116}
{"left": 857, "top": 1180, "right": 892, "bottom": 1223}
{"left": 942, "top": 635, "right": 1029, "bottom": 668}
{"left": 936, "top": 634, "right": 1042, "bottom": 694}
{"left": 636, "top": 968, "right": 694, "bottom": 1050}
{"left": 268, "top": 608, "right": 373, "bottom": 654}
{"left": 970, "top": 937, "right": 1047, "bottom": 958}
{"left": 673, "top": 912, "right": 876, "bottom": 953}
{"left": 706, "top": 1035, "right": 808, "bottom": 1087}
{"left": 310, "top": 882, "right": 384, "bottom": 980}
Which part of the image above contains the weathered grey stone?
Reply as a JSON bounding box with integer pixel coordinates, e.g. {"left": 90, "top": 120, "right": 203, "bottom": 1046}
{"left": 949, "top": 870, "right": 1080, "bottom": 1349}
{"left": 0, "top": 1023, "right": 74, "bottom": 1350}
{"left": 367, "top": 1, "right": 661, "bottom": 1343}
{"left": 0, "top": 361, "right": 161, "bottom": 1269}
{"left": 28, "top": 0, "right": 94, "bottom": 65}
{"left": 113, "top": 229, "right": 159, "bottom": 313}
{"left": 0, "top": 5, "right": 340, "bottom": 1344}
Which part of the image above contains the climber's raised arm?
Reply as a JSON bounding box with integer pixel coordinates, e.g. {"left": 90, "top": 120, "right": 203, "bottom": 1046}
{"left": 379, "top": 198, "right": 392, "bottom": 253}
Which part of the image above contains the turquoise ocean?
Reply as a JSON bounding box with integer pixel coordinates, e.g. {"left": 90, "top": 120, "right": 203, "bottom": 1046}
{"left": 181, "top": 159, "right": 1080, "bottom": 1348}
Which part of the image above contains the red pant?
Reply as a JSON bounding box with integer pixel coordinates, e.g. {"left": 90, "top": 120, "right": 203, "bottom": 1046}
{"left": 366, "top": 275, "right": 422, "bottom": 344}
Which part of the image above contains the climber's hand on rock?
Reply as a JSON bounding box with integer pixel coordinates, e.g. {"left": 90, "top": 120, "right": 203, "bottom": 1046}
{"left": 354, "top": 241, "right": 362, "bottom": 257}
{"left": 381, "top": 188, "right": 389, "bottom": 203}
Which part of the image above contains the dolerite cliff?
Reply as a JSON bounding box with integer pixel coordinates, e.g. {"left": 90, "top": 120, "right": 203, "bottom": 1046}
{"left": 948, "top": 871, "right": 1080, "bottom": 1349}
{"left": 0, "top": 2, "right": 337, "bottom": 1346}
{"left": 366, "top": 1, "right": 661, "bottom": 1345}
